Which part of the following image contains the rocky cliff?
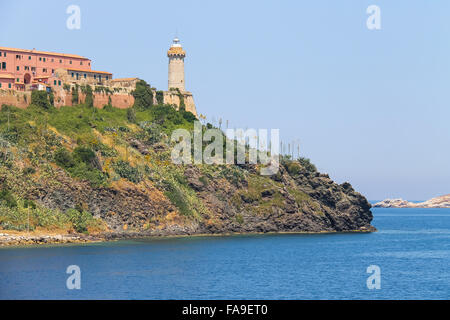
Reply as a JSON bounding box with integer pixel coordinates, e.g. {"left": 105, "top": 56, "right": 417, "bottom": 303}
{"left": 0, "top": 102, "right": 375, "bottom": 241}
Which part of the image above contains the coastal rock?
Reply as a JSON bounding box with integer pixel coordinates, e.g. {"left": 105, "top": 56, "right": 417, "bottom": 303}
{"left": 373, "top": 194, "right": 450, "bottom": 208}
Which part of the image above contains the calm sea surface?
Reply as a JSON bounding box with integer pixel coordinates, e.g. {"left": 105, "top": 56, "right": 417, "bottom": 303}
{"left": 1, "top": 207, "right": 450, "bottom": 299}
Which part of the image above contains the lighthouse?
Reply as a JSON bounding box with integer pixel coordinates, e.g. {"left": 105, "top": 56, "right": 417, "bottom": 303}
{"left": 167, "top": 37, "right": 186, "bottom": 91}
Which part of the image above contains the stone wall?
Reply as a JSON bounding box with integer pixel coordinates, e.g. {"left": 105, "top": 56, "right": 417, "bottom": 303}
{"left": 163, "top": 90, "right": 197, "bottom": 116}
{"left": 53, "top": 89, "right": 135, "bottom": 109}
{"left": 0, "top": 90, "right": 31, "bottom": 109}
{"left": 1, "top": 86, "right": 197, "bottom": 117}
{"left": 0, "top": 88, "right": 134, "bottom": 110}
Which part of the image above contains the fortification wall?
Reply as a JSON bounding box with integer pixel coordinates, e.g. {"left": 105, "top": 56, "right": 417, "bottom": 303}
{"left": 163, "top": 90, "right": 197, "bottom": 116}
{"left": 53, "top": 90, "right": 135, "bottom": 109}
{"left": 0, "top": 89, "right": 134, "bottom": 110}
{"left": 0, "top": 90, "right": 31, "bottom": 109}
{"left": 1, "top": 87, "right": 196, "bottom": 117}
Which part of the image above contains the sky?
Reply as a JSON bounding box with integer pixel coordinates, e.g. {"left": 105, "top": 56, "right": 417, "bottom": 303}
{"left": 1, "top": 0, "right": 449, "bottom": 200}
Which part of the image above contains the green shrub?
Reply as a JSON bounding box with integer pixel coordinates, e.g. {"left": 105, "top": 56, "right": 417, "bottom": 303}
{"left": 23, "top": 199, "right": 36, "bottom": 209}
{"left": 22, "top": 167, "right": 36, "bottom": 175}
{"left": 65, "top": 208, "right": 94, "bottom": 233}
{"left": 182, "top": 110, "right": 197, "bottom": 122}
{"left": 127, "top": 107, "right": 136, "bottom": 123}
{"left": 156, "top": 90, "right": 164, "bottom": 105}
{"left": 298, "top": 157, "right": 317, "bottom": 172}
{"left": 73, "top": 146, "right": 96, "bottom": 165}
{"left": 71, "top": 86, "right": 79, "bottom": 105}
{"left": 132, "top": 80, "right": 153, "bottom": 110}
{"left": 113, "top": 160, "right": 141, "bottom": 183}
{"left": 164, "top": 183, "right": 191, "bottom": 217}
{"left": 54, "top": 147, "right": 76, "bottom": 168}
{"left": 84, "top": 85, "right": 94, "bottom": 108}
{"left": 285, "top": 161, "right": 302, "bottom": 175}
{"left": 31, "top": 90, "right": 52, "bottom": 110}
{"left": 0, "top": 189, "right": 17, "bottom": 208}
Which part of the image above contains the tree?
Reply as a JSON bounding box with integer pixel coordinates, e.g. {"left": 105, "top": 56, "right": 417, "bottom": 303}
{"left": 127, "top": 107, "right": 136, "bottom": 123}
{"left": 31, "top": 90, "right": 52, "bottom": 110}
{"left": 131, "top": 80, "right": 153, "bottom": 110}
{"left": 84, "top": 85, "right": 94, "bottom": 108}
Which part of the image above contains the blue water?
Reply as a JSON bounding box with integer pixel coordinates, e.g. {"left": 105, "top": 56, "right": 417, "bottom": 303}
{"left": 1, "top": 207, "right": 450, "bottom": 299}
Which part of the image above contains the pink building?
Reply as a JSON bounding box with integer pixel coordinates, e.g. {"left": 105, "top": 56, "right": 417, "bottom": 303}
{"left": 0, "top": 47, "right": 112, "bottom": 91}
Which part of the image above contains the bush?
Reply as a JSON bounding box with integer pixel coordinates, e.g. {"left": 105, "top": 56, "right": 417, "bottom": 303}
{"left": 0, "top": 189, "right": 17, "bottom": 208}
{"left": 66, "top": 208, "right": 94, "bottom": 233}
{"left": 132, "top": 80, "right": 153, "bottom": 110}
{"left": 298, "top": 157, "right": 317, "bottom": 172}
{"left": 73, "top": 146, "right": 96, "bottom": 166}
{"left": 71, "top": 86, "right": 79, "bottom": 105}
{"left": 285, "top": 161, "right": 302, "bottom": 175}
{"left": 31, "top": 90, "right": 52, "bottom": 110}
{"left": 22, "top": 167, "right": 36, "bottom": 175}
{"left": 113, "top": 160, "right": 142, "bottom": 183}
{"left": 54, "top": 147, "right": 76, "bottom": 168}
{"left": 127, "top": 107, "right": 136, "bottom": 123}
{"left": 156, "top": 90, "right": 164, "bottom": 105}
{"left": 84, "top": 85, "right": 94, "bottom": 108}
{"left": 55, "top": 147, "right": 106, "bottom": 186}
{"left": 182, "top": 110, "right": 196, "bottom": 122}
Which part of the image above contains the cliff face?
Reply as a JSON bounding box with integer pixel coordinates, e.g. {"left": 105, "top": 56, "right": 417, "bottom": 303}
{"left": 22, "top": 161, "right": 374, "bottom": 237}
{"left": 374, "top": 195, "right": 450, "bottom": 208}
{"left": 0, "top": 103, "right": 374, "bottom": 238}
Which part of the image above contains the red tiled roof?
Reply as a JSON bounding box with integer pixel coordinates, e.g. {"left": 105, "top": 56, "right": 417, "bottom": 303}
{"left": 0, "top": 47, "right": 89, "bottom": 60}
{"left": 66, "top": 68, "right": 112, "bottom": 75}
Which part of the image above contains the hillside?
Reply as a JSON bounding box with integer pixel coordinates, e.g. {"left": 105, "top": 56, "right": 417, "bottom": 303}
{"left": 0, "top": 89, "right": 375, "bottom": 244}
{"left": 374, "top": 195, "right": 450, "bottom": 208}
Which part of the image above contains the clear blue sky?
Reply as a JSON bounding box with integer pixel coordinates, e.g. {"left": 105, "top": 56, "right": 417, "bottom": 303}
{"left": 1, "top": 0, "right": 449, "bottom": 200}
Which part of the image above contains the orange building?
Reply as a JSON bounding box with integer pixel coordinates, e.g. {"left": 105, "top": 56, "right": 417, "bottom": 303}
{"left": 0, "top": 47, "right": 112, "bottom": 91}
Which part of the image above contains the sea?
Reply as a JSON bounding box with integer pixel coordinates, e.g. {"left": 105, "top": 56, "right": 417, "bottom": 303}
{"left": 1, "top": 207, "right": 449, "bottom": 299}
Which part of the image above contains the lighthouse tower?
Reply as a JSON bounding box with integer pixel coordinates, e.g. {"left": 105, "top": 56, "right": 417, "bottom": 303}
{"left": 167, "top": 37, "right": 186, "bottom": 91}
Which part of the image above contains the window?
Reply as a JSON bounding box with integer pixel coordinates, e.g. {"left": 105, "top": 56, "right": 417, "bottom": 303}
{"left": 43, "top": 68, "right": 47, "bottom": 73}
{"left": 16, "top": 66, "right": 20, "bottom": 71}
{"left": 52, "top": 69, "right": 54, "bottom": 74}
{"left": 39, "top": 57, "right": 42, "bottom": 61}
{"left": 80, "top": 61, "right": 83, "bottom": 65}
{"left": 59, "top": 59, "right": 62, "bottom": 63}
{"left": 69, "top": 60, "right": 72, "bottom": 64}
{"left": 99, "top": 75, "right": 102, "bottom": 81}
{"left": 58, "top": 80, "right": 61, "bottom": 86}
{"left": 0, "top": 83, "right": 2, "bottom": 88}
{"left": 31, "top": 67, "right": 36, "bottom": 72}
{"left": 106, "top": 76, "right": 109, "bottom": 80}
{"left": 3, "top": 52, "right": 6, "bottom": 57}
{"left": 16, "top": 78, "right": 19, "bottom": 82}
{"left": 16, "top": 55, "right": 20, "bottom": 59}
{"left": 2, "top": 62, "right": 6, "bottom": 69}
{"left": 43, "top": 58, "right": 46, "bottom": 62}
{"left": 54, "top": 80, "right": 57, "bottom": 85}
{"left": 71, "top": 73, "right": 74, "bottom": 77}
{"left": 29, "top": 56, "right": 31, "bottom": 60}
{"left": 94, "top": 75, "right": 96, "bottom": 79}
{"left": 84, "top": 74, "right": 87, "bottom": 79}
{"left": 51, "top": 59, "right": 54, "bottom": 62}
{"left": 8, "top": 83, "right": 11, "bottom": 88}
{"left": 25, "top": 66, "right": 29, "bottom": 71}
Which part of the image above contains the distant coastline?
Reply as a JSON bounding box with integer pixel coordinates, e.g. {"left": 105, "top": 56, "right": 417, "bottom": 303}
{"left": 373, "top": 194, "right": 450, "bottom": 209}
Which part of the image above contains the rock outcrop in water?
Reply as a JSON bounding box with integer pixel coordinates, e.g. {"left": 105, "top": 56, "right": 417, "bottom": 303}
{"left": 373, "top": 194, "right": 450, "bottom": 208}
